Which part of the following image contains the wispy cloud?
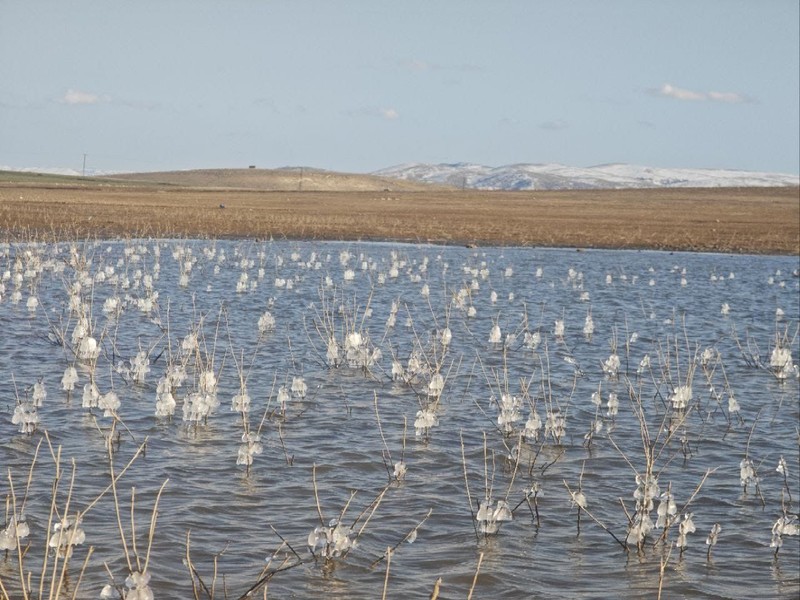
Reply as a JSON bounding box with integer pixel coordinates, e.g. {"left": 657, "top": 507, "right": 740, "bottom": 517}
{"left": 116, "top": 98, "right": 160, "bottom": 111}
{"left": 706, "top": 90, "right": 749, "bottom": 103}
{"left": 0, "top": 96, "right": 45, "bottom": 110}
{"left": 345, "top": 106, "right": 400, "bottom": 120}
{"left": 397, "top": 58, "right": 482, "bottom": 73}
{"left": 650, "top": 83, "right": 752, "bottom": 104}
{"left": 253, "top": 97, "right": 280, "bottom": 113}
{"left": 540, "top": 119, "right": 569, "bottom": 131}
{"left": 57, "top": 89, "right": 160, "bottom": 110}
{"left": 61, "top": 88, "right": 110, "bottom": 105}
{"left": 405, "top": 59, "right": 431, "bottom": 72}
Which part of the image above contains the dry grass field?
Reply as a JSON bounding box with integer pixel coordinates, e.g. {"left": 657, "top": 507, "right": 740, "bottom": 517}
{"left": 0, "top": 169, "right": 797, "bottom": 254}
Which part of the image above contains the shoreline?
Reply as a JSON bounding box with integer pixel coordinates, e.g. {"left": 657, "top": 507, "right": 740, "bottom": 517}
{"left": 1, "top": 183, "right": 798, "bottom": 255}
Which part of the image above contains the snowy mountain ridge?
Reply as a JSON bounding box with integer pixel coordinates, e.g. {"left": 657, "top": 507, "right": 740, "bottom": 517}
{"left": 371, "top": 162, "right": 800, "bottom": 190}
{"left": 4, "top": 162, "right": 799, "bottom": 190}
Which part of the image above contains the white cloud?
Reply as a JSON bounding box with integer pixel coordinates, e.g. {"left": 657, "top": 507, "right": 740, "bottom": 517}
{"left": 62, "top": 88, "right": 110, "bottom": 105}
{"left": 657, "top": 83, "right": 705, "bottom": 101}
{"left": 380, "top": 107, "right": 400, "bottom": 120}
{"left": 707, "top": 90, "right": 747, "bottom": 103}
{"left": 653, "top": 83, "right": 750, "bottom": 104}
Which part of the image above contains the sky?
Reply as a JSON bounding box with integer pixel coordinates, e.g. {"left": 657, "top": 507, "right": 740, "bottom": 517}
{"left": 1, "top": 0, "right": 798, "bottom": 175}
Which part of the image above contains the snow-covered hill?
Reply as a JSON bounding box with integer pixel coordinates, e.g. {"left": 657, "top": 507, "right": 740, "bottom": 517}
{"left": 1, "top": 165, "right": 83, "bottom": 176}
{"left": 5, "top": 162, "right": 799, "bottom": 190}
{"left": 371, "top": 162, "right": 800, "bottom": 190}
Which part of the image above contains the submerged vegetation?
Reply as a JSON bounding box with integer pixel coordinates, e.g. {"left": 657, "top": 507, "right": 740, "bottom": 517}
{"left": 0, "top": 236, "right": 798, "bottom": 598}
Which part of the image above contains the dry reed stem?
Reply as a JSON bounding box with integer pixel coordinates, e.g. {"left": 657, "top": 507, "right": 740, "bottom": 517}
{"left": 467, "top": 552, "right": 484, "bottom": 600}
{"left": 130, "top": 488, "right": 139, "bottom": 572}
{"left": 371, "top": 508, "right": 434, "bottom": 568}
{"left": 70, "top": 546, "right": 95, "bottom": 600}
{"left": 459, "top": 430, "right": 479, "bottom": 541}
{"left": 185, "top": 530, "right": 212, "bottom": 599}
{"left": 373, "top": 392, "right": 394, "bottom": 481}
{"left": 20, "top": 439, "right": 43, "bottom": 518}
{"left": 381, "top": 547, "right": 392, "bottom": 600}
{"left": 50, "top": 458, "right": 77, "bottom": 600}
{"left": 39, "top": 442, "right": 63, "bottom": 600}
{"left": 657, "top": 542, "right": 673, "bottom": 600}
{"left": 186, "top": 531, "right": 198, "bottom": 599}
{"left": 430, "top": 577, "right": 442, "bottom": 600}
{"left": 311, "top": 464, "right": 324, "bottom": 529}
{"left": 6, "top": 469, "right": 27, "bottom": 600}
{"left": 144, "top": 479, "right": 170, "bottom": 574}
{"left": 109, "top": 448, "right": 133, "bottom": 573}
{"left": 563, "top": 480, "right": 628, "bottom": 551}
{"left": 352, "top": 487, "right": 387, "bottom": 544}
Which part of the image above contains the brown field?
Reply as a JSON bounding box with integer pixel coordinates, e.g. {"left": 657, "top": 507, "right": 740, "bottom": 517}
{"left": 1, "top": 170, "right": 798, "bottom": 254}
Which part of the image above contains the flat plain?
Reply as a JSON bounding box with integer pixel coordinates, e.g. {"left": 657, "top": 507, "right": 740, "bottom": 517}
{"left": 1, "top": 169, "right": 797, "bottom": 254}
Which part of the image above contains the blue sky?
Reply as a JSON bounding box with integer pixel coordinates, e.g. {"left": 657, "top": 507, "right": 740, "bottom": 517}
{"left": 1, "top": 0, "right": 798, "bottom": 175}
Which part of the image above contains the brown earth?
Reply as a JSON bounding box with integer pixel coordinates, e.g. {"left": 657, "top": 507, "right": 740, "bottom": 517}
{"left": 0, "top": 170, "right": 797, "bottom": 254}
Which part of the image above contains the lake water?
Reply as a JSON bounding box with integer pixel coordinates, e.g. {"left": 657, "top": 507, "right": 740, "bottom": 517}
{"left": 0, "top": 239, "right": 798, "bottom": 599}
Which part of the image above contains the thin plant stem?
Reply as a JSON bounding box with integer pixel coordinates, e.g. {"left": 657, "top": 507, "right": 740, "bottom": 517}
{"left": 142, "top": 479, "right": 170, "bottom": 573}
{"left": 371, "top": 508, "right": 434, "bottom": 568}
{"left": 467, "top": 552, "right": 484, "bottom": 600}
{"left": 312, "top": 464, "right": 324, "bottom": 526}
{"left": 109, "top": 450, "right": 133, "bottom": 573}
{"left": 70, "top": 546, "right": 95, "bottom": 600}
{"left": 39, "top": 439, "right": 63, "bottom": 600}
{"left": 430, "top": 577, "right": 442, "bottom": 600}
{"left": 131, "top": 487, "right": 141, "bottom": 572}
{"left": 460, "top": 430, "right": 479, "bottom": 541}
{"left": 381, "top": 547, "right": 391, "bottom": 600}
{"left": 51, "top": 458, "right": 78, "bottom": 600}
{"left": 6, "top": 470, "right": 28, "bottom": 600}
{"left": 563, "top": 481, "right": 628, "bottom": 552}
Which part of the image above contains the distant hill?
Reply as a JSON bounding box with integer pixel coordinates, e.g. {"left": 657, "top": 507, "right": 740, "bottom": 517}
{"left": 98, "top": 168, "right": 443, "bottom": 192}
{"left": 4, "top": 163, "right": 798, "bottom": 192}
{"left": 0, "top": 169, "right": 119, "bottom": 186}
{"left": 371, "top": 162, "right": 800, "bottom": 190}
